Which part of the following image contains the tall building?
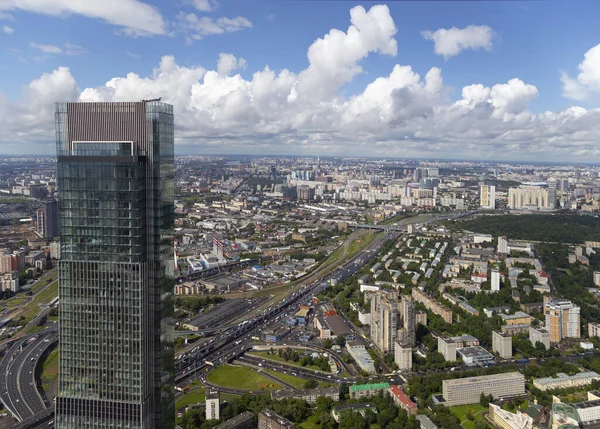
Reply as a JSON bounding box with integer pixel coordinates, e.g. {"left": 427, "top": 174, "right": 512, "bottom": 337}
{"left": 37, "top": 199, "right": 60, "bottom": 238}
{"left": 0, "top": 249, "right": 25, "bottom": 273}
{"left": 441, "top": 372, "right": 525, "bottom": 406}
{"left": 394, "top": 340, "right": 412, "bottom": 371}
{"left": 370, "top": 290, "right": 398, "bottom": 354}
{"left": 545, "top": 299, "right": 581, "bottom": 342}
{"left": 492, "top": 330, "right": 512, "bottom": 359}
{"left": 508, "top": 186, "right": 551, "bottom": 210}
{"left": 491, "top": 269, "right": 501, "bottom": 292}
{"left": 497, "top": 236, "right": 508, "bottom": 255}
{"left": 529, "top": 326, "right": 550, "bottom": 350}
{"left": 480, "top": 185, "right": 496, "bottom": 209}
{"left": 55, "top": 101, "right": 175, "bottom": 428}
{"left": 206, "top": 389, "right": 220, "bottom": 421}
{"left": 400, "top": 295, "right": 416, "bottom": 347}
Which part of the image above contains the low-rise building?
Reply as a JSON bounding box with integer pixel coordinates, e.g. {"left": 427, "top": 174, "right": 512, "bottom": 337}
{"left": 438, "top": 334, "right": 479, "bottom": 361}
{"left": 214, "top": 411, "right": 255, "bottom": 429}
{"left": 441, "top": 372, "right": 525, "bottom": 406}
{"left": 456, "top": 346, "right": 494, "bottom": 365}
{"left": 589, "top": 322, "right": 600, "bottom": 338}
{"left": 389, "top": 385, "right": 417, "bottom": 415}
{"left": 488, "top": 403, "right": 533, "bottom": 429}
{"left": 331, "top": 404, "right": 377, "bottom": 422}
{"left": 346, "top": 342, "right": 376, "bottom": 375}
{"left": 533, "top": 371, "right": 600, "bottom": 391}
{"left": 349, "top": 382, "right": 390, "bottom": 400}
{"left": 258, "top": 409, "right": 295, "bottom": 429}
{"left": 271, "top": 387, "right": 339, "bottom": 404}
{"left": 416, "top": 415, "right": 439, "bottom": 429}
{"left": 499, "top": 311, "right": 533, "bottom": 326}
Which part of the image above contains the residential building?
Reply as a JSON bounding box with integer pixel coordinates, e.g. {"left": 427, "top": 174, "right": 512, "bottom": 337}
{"left": 0, "top": 271, "right": 19, "bottom": 292}
{"left": 498, "top": 236, "right": 508, "bottom": 255}
{"left": 0, "top": 249, "right": 25, "bottom": 274}
{"left": 438, "top": 334, "right": 479, "bottom": 361}
{"left": 389, "top": 385, "right": 417, "bottom": 415}
{"left": 508, "top": 186, "right": 551, "bottom": 210}
{"left": 441, "top": 372, "right": 526, "bottom": 406}
{"left": 206, "top": 389, "right": 220, "bottom": 421}
{"left": 545, "top": 299, "right": 581, "bottom": 342}
{"left": 416, "top": 415, "right": 439, "bottom": 429}
{"left": 499, "top": 311, "right": 533, "bottom": 326}
{"left": 271, "top": 387, "right": 339, "bottom": 404}
{"left": 394, "top": 340, "right": 412, "bottom": 371}
{"left": 37, "top": 199, "right": 60, "bottom": 238}
{"left": 457, "top": 346, "right": 494, "bottom": 365}
{"left": 349, "top": 383, "right": 390, "bottom": 400}
{"left": 493, "top": 330, "right": 513, "bottom": 359}
{"left": 480, "top": 185, "right": 496, "bottom": 209}
{"left": 589, "top": 322, "right": 600, "bottom": 338}
{"left": 400, "top": 295, "right": 416, "bottom": 347}
{"left": 412, "top": 288, "right": 453, "bottom": 324}
{"left": 213, "top": 411, "right": 254, "bottom": 429}
{"left": 488, "top": 403, "right": 533, "bottom": 429}
{"left": 258, "top": 409, "right": 295, "bottom": 429}
{"left": 50, "top": 241, "right": 61, "bottom": 260}
{"left": 491, "top": 269, "right": 501, "bottom": 292}
{"left": 54, "top": 101, "right": 175, "bottom": 428}
{"left": 594, "top": 271, "right": 600, "bottom": 288}
{"left": 529, "top": 326, "right": 551, "bottom": 350}
{"left": 331, "top": 404, "right": 377, "bottom": 422}
{"left": 533, "top": 371, "right": 600, "bottom": 391}
{"left": 370, "top": 290, "right": 398, "bottom": 353}
{"left": 346, "top": 342, "right": 376, "bottom": 375}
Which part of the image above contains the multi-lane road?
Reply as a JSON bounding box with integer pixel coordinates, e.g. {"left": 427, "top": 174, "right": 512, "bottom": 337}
{"left": 0, "top": 328, "right": 57, "bottom": 424}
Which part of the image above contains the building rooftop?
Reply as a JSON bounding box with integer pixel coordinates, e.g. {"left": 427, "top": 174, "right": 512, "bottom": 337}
{"left": 332, "top": 403, "right": 377, "bottom": 413}
{"left": 260, "top": 409, "right": 294, "bottom": 426}
{"left": 324, "top": 314, "right": 352, "bottom": 336}
{"left": 213, "top": 411, "right": 254, "bottom": 429}
{"left": 457, "top": 346, "right": 494, "bottom": 359}
{"left": 534, "top": 371, "right": 600, "bottom": 387}
{"left": 206, "top": 388, "right": 219, "bottom": 400}
{"left": 271, "top": 387, "right": 338, "bottom": 400}
{"left": 295, "top": 308, "right": 309, "bottom": 318}
{"left": 499, "top": 311, "right": 532, "bottom": 321}
{"left": 350, "top": 382, "right": 390, "bottom": 392}
{"left": 415, "top": 414, "right": 439, "bottom": 429}
{"left": 443, "top": 372, "right": 524, "bottom": 388}
{"left": 389, "top": 385, "right": 417, "bottom": 409}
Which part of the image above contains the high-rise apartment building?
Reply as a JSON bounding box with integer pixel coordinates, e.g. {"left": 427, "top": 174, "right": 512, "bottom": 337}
{"left": 0, "top": 249, "right": 25, "bottom": 273}
{"left": 206, "top": 389, "right": 220, "bottom": 421}
{"left": 492, "top": 330, "right": 512, "bottom": 359}
{"left": 491, "top": 269, "right": 501, "bottom": 292}
{"left": 400, "top": 295, "right": 416, "bottom": 347}
{"left": 394, "top": 340, "right": 412, "bottom": 371}
{"left": 38, "top": 199, "right": 60, "bottom": 238}
{"left": 480, "top": 185, "right": 496, "bottom": 210}
{"left": 497, "top": 236, "right": 508, "bottom": 255}
{"left": 55, "top": 101, "right": 175, "bottom": 428}
{"left": 545, "top": 299, "right": 581, "bottom": 343}
{"left": 370, "top": 290, "right": 398, "bottom": 353}
{"left": 508, "top": 186, "right": 551, "bottom": 210}
{"left": 529, "top": 326, "right": 550, "bottom": 350}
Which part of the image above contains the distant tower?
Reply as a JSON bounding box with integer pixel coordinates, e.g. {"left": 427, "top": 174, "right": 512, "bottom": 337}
{"left": 401, "top": 296, "right": 416, "bottom": 347}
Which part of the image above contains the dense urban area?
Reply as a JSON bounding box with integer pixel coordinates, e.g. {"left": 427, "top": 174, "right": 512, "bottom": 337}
{"left": 2, "top": 155, "right": 600, "bottom": 429}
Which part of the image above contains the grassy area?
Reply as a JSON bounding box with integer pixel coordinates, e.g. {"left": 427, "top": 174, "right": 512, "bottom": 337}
{"left": 262, "top": 368, "right": 308, "bottom": 388}
{"left": 40, "top": 347, "right": 59, "bottom": 393}
{"left": 21, "top": 280, "right": 58, "bottom": 321}
{"left": 175, "top": 387, "right": 206, "bottom": 410}
{"left": 4, "top": 297, "right": 29, "bottom": 307}
{"left": 32, "top": 270, "right": 58, "bottom": 294}
{"left": 248, "top": 351, "right": 330, "bottom": 373}
{"left": 206, "top": 364, "right": 281, "bottom": 391}
{"left": 449, "top": 404, "right": 489, "bottom": 429}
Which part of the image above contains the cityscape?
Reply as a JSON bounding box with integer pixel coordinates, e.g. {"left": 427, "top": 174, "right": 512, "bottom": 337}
{"left": 1, "top": 1, "right": 600, "bottom": 429}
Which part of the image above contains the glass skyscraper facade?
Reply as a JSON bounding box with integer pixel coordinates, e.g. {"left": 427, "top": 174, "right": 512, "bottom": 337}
{"left": 55, "top": 101, "right": 175, "bottom": 428}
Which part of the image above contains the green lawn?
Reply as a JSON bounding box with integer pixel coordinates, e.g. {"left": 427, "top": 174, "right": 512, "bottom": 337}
{"left": 21, "top": 280, "right": 58, "bottom": 321}
{"left": 4, "top": 297, "right": 29, "bottom": 307}
{"left": 32, "top": 271, "right": 58, "bottom": 294}
{"left": 263, "top": 368, "right": 308, "bottom": 388}
{"left": 248, "top": 351, "right": 330, "bottom": 373}
{"left": 449, "top": 404, "right": 489, "bottom": 429}
{"left": 206, "top": 364, "right": 281, "bottom": 391}
{"left": 175, "top": 387, "right": 205, "bottom": 410}
{"left": 41, "top": 347, "right": 59, "bottom": 393}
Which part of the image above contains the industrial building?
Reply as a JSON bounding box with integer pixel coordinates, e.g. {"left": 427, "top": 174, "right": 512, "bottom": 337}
{"left": 346, "top": 342, "right": 376, "bottom": 374}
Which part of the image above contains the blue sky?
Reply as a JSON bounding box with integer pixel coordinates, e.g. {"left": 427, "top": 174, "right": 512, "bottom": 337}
{"left": 1, "top": 0, "right": 600, "bottom": 160}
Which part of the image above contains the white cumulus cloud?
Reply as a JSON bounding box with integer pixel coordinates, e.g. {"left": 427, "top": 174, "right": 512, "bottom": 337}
{"left": 1, "top": 4, "right": 600, "bottom": 162}
{"left": 191, "top": 0, "right": 219, "bottom": 12}
{"left": 2, "top": 25, "right": 14, "bottom": 34}
{"left": 176, "top": 12, "right": 252, "bottom": 43}
{"left": 561, "top": 43, "right": 600, "bottom": 101}
{"left": 422, "top": 25, "right": 495, "bottom": 59}
{"left": 0, "top": 0, "right": 166, "bottom": 36}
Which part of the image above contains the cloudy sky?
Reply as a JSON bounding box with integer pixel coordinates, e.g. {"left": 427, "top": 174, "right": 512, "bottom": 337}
{"left": 1, "top": 0, "right": 600, "bottom": 161}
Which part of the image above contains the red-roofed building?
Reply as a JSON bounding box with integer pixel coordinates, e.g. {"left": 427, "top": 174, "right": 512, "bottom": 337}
{"left": 535, "top": 271, "right": 549, "bottom": 285}
{"left": 388, "top": 385, "right": 417, "bottom": 415}
{"left": 471, "top": 273, "right": 488, "bottom": 284}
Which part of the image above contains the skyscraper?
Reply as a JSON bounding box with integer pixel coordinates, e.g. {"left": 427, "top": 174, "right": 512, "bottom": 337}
{"left": 480, "top": 185, "right": 496, "bottom": 209}
{"left": 370, "top": 290, "right": 398, "bottom": 354}
{"left": 55, "top": 101, "right": 175, "bottom": 428}
{"left": 400, "top": 296, "right": 416, "bottom": 348}
{"left": 545, "top": 299, "right": 581, "bottom": 343}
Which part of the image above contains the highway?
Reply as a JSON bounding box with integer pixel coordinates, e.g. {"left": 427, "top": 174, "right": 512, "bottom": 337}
{"left": 0, "top": 329, "right": 57, "bottom": 423}
{"left": 174, "top": 231, "right": 396, "bottom": 389}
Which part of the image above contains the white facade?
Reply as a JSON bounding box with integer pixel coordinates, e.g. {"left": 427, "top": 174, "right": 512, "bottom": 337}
{"left": 394, "top": 340, "right": 412, "bottom": 371}
{"left": 508, "top": 187, "right": 551, "bottom": 210}
{"left": 493, "top": 330, "right": 513, "bottom": 359}
{"left": 491, "top": 269, "right": 501, "bottom": 292}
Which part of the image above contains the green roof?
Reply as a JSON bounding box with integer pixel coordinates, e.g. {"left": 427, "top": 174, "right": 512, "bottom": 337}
{"left": 350, "top": 382, "right": 390, "bottom": 392}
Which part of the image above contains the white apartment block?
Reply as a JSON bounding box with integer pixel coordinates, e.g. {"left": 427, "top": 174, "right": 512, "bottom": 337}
{"left": 442, "top": 372, "right": 525, "bottom": 406}
{"left": 492, "top": 330, "right": 513, "bottom": 359}
{"left": 394, "top": 340, "right": 412, "bottom": 371}
{"left": 480, "top": 185, "right": 496, "bottom": 210}
{"left": 529, "top": 326, "right": 551, "bottom": 350}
